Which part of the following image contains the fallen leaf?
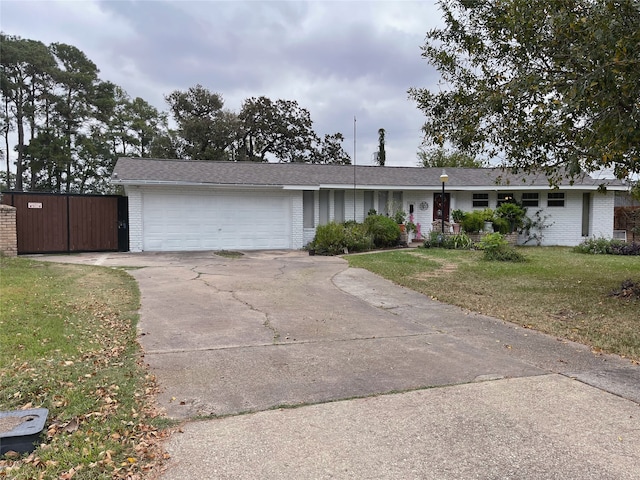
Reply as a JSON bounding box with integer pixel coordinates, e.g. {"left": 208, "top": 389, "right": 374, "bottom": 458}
{"left": 63, "top": 418, "right": 79, "bottom": 433}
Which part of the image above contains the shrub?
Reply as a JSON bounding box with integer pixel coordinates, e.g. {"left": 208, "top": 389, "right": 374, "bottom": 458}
{"left": 574, "top": 236, "right": 614, "bottom": 254}
{"left": 443, "top": 233, "right": 473, "bottom": 249}
{"left": 310, "top": 221, "right": 373, "bottom": 255}
{"left": 521, "top": 209, "right": 554, "bottom": 246}
{"left": 393, "top": 210, "right": 407, "bottom": 224}
{"left": 422, "top": 231, "right": 472, "bottom": 250}
{"left": 477, "top": 232, "right": 508, "bottom": 250}
{"left": 483, "top": 246, "right": 527, "bottom": 262}
{"left": 343, "top": 221, "right": 374, "bottom": 252}
{"left": 495, "top": 202, "right": 527, "bottom": 232}
{"left": 460, "top": 210, "right": 486, "bottom": 233}
{"left": 451, "top": 209, "right": 466, "bottom": 223}
{"left": 310, "top": 222, "right": 348, "bottom": 255}
{"left": 610, "top": 242, "right": 640, "bottom": 256}
{"left": 364, "top": 214, "right": 401, "bottom": 248}
{"left": 491, "top": 217, "right": 511, "bottom": 234}
{"left": 477, "top": 232, "right": 526, "bottom": 262}
{"left": 423, "top": 231, "right": 446, "bottom": 248}
{"left": 575, "top": 237, "right": 640, "bottom": 255}
{"left": 480, "top": 208, "right": 495, "bottom": 222}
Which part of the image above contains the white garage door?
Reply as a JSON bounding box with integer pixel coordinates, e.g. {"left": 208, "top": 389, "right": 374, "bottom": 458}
{"left": 142, "top": 189, "right": 292, "bottom": 251}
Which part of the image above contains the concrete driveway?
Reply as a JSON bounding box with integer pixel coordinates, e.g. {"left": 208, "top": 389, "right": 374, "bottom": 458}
{"left": 34, "top": 250, "right": 640, "bottom": 479}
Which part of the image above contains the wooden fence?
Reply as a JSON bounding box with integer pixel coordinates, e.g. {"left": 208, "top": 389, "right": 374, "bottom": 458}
{"left": 0, "top": 192, "right": 128, "bottom": 254}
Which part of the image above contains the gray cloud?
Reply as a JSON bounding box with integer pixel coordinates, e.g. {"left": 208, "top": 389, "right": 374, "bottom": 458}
{"left": 1, "top": 0, "right": 444, "bottom": 166}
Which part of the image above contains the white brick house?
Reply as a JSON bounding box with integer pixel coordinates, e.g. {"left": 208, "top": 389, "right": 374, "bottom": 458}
{"left": 111, "top": 157, "right": 628, "bottom": 252}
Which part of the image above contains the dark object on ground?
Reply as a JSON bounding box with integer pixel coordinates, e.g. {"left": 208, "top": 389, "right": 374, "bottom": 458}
{"left": 0, "top": 408, "right": 49, "bottom": 455}
{"left": 609, "top": 279, "right": 640, "bottom": 300}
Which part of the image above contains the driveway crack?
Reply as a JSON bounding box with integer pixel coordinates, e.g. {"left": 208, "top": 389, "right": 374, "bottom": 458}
{"left": 263, "top": 314, "right": 281, "bottom": 343}
{"left": 231, "top": 291, "right": 281, "bottom": 343}
{"left": 188, "top": 266, "right": 280, "bottom": 342}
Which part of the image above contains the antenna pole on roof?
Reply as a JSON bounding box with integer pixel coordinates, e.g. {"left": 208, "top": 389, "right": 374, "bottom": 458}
{"left": 353, "top": 116, "right": 356, "bottom": 221}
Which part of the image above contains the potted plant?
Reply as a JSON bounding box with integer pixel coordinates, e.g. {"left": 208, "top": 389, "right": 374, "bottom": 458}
{"left": 451, "top": 209, "right": 465, "bottom": 233}
{"left": 481, "top": 208, "right": 495, "bottom": 232}
{"left": 405, "top": 220, "right": 417, "bottom": 242}
{"left": 393, "top": 210, "right": 407, "bottom": 232}
{"left": 495, "top": 202, "right": 527, "bottom": 233}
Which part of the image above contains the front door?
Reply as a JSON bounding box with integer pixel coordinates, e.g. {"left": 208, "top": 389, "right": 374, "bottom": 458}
{"left": 433, "top": 193, "right": 450, "bottom": 222}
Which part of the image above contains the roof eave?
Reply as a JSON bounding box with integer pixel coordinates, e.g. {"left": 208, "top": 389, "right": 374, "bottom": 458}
{"left": 111, "top": 179, "right": 286, "bottom": 189}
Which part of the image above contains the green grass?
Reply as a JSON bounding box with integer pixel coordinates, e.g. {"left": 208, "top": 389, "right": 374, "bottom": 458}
{"left": 0, "top": 257, "right": 168, "bottom": 479}
{"left": 347, "top": 247, "right": 640, "bottom": 361}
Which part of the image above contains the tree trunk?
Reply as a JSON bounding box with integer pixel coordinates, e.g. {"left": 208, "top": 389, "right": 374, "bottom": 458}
{"left": 15, "top": 102, "right": 24, "bottom": 191}
{"left": 3, "top": 96, "right": 10, "bottom": 190}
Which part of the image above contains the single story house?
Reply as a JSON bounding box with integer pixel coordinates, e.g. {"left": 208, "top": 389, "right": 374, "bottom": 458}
{"left": 111, "top": 157, "right": 629, "bottom": 252}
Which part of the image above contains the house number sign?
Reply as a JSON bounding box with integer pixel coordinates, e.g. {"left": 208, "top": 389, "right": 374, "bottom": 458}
{"left": 28, "top": 202, "right": 43, "bottom": 209}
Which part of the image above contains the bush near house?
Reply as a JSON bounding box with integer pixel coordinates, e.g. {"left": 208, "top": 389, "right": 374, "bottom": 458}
{"left": 459, "top": 204, "right": 527, "bottom": 235}
{"left": 308, "top": 215, "right": 401, "bottom": 255}
{"left": 309, "top": 221, "right": 373, "bottom": 255}
{"left": 423, "top": 231, "right": 474, "bottom": 250}
{"left": 460, "top": 209, "right": 490, "bottom": 233}
{"left": 476, "top": 232, "right": 526, "bottom": 262}
{"left": 574, "top": 237, "right": 640, "bottom": 255}
{"left": 495, "top": 202, "right": 527, "bottom": 233}
{"left": 363, "top": 214, "right": 401, "bottom": 248}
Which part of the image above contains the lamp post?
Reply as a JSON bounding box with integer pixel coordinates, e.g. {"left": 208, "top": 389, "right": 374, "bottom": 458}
{"left": 440, "top": 170, "right": 449, "bottom": 236}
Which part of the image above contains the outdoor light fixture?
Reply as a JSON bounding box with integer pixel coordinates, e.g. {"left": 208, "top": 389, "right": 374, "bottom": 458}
{"left": 440, "top": 170, "right": 449, "bottom": 236}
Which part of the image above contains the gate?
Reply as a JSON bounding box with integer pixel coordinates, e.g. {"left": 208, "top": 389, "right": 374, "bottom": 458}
{"left": 0, "top": 192, "right": 128, "bottom": 254}
{"left": 614, "top": 206, "right": 639, "bottom": 243}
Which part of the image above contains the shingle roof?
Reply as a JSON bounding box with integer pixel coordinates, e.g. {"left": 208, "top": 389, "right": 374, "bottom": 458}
{"left": 111, "top": 157, "right": 626, "bottom": 190}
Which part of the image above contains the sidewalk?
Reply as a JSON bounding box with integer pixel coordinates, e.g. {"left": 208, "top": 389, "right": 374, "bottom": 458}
{"left": 162, "top": 374, "right": 640, "bottom": 480}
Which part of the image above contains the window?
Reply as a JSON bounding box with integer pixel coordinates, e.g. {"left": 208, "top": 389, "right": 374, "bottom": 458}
{"left": 521, "top": 192, "right": 539, "bottom": 207}
{"left": 303, "top": 191, "right": 314, "bottom": 228}
{"left": 582, "top": 193, "right": 590, "bottom": 236}
{"left": 547, "top": 192, "right": 565, "bottom": 207}
{"left": 496, "top": 192, "right": 514, "bottom": 206}
{"left": 472, "top": 193, "right": 489, "bottom": 208}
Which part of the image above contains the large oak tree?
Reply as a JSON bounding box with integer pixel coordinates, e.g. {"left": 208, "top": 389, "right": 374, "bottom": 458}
{"left": 409, "top": 0, "right": 640, "bottom": 184}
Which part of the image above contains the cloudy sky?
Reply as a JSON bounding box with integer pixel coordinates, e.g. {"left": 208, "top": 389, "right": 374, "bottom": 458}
{"left": 1, "top": 0, "right": 445, "bottom": 167}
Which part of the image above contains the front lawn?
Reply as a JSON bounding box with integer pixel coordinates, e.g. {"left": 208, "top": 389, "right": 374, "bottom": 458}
{"left": 347, "top": 247, "right": 640, "bottom": 361}
{"left": 0, "top": 257, "right": 168, "bottom": 479}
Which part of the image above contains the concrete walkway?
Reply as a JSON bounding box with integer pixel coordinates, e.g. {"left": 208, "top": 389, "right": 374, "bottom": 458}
{"left": 32, "top": 250, "right": 640, "bottom": 479}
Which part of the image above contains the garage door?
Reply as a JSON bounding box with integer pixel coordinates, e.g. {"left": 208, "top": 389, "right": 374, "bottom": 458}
{"left": 142, "top": 189, "right": 292, "bottom": 251}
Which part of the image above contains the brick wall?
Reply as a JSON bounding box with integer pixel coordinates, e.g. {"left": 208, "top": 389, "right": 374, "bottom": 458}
{"left": 291, "top": 191, "right": 304, "bottom": 249}
{"left": 0, "top": 204, "right": 17, "bottom": 257}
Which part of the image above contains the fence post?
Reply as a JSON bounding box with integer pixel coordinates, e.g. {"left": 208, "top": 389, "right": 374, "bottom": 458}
{"left": 0, "top": 204, "right": 18, "bottom": 257}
